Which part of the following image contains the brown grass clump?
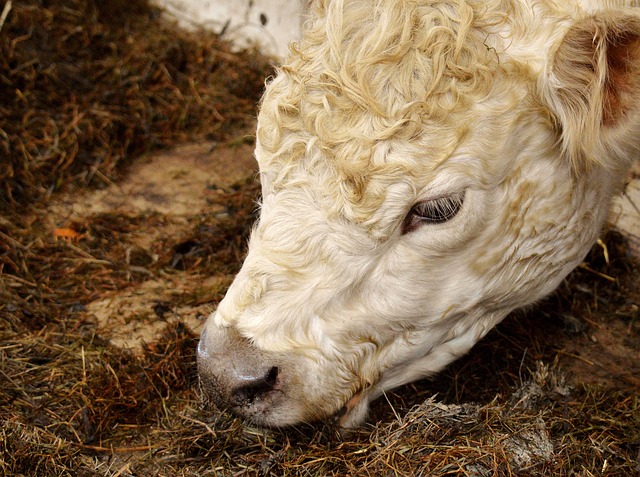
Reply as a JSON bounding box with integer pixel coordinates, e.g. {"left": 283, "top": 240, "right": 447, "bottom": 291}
{"left": 0, "top": 0, "right": 271, "bottom": 210}
{"left": 1, "top": 1, "right": 639, "bottom": 476}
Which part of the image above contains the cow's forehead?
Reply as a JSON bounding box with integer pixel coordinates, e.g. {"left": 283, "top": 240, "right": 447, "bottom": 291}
{"left": 254, "top": 1, "right": 520, "bottom": 227}
{"left": 256, "top": 127, "right": 472, "bottom": 236}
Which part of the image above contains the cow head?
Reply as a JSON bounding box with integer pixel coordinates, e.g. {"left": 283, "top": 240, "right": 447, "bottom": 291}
{"left": 197, "top": 1, "right": 640, "bottom": 427}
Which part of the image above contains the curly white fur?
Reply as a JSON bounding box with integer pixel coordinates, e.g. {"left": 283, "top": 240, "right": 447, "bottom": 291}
{"left": 197, "top": 0, "right": 640, "bottom": 427}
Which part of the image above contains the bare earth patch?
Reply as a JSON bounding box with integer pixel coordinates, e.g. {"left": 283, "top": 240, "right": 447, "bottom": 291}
{"left": 48, "top": 138, "right": 257, "bottom": 350}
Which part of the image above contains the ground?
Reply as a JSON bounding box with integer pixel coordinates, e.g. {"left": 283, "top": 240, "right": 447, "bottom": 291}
{"left": 1, "top": 1, "right": 639, "bottom": 475}
{"left": 48, "top": 137, "right": 258, "bottom": 350}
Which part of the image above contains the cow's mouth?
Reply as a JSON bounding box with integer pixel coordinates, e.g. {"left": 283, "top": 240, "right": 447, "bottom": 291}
{"left": 336, "top": 391, "right": 365, "bottom": 426}
{"left": 334, "top": 378, "right": 382, "bottom": 427}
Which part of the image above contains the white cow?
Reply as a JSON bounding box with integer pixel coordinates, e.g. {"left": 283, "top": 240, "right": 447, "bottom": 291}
{"left": 197, "top": 0, "right": 640, "bottom": 427}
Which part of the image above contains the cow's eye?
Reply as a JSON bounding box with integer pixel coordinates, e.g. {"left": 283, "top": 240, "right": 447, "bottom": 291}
{"left": 402, "top": 192, "right": 465, "bottom": 234}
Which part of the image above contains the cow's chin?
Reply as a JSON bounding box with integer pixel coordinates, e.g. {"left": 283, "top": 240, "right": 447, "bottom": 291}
{"left": 205, "top": 378, "right": 373, "bottom": 429}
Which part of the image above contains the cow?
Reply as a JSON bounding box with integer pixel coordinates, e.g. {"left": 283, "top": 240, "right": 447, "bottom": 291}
{"left": 196, "top": 0, "right": 640, "bottom": 427}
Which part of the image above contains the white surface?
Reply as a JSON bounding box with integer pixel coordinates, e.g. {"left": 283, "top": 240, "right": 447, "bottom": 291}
{"left": 154, "top": 0, "right": 307, "bottom": 58}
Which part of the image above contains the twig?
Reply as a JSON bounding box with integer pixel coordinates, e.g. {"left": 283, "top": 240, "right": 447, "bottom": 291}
{"left": 178, "top": 412, "right": 218, "bottom": 437}
{"left": 0, "top": 1, "right": 11, "bottom": 34}
{"left": 578, "top": 263, "right": 616, "bottom": 282}
{"left": 0, "top": 229, "right": 27, "bottom": 250}
{"left": 75, "top": 443, "right": 157, "bottom": 453}
{"left": 64, "top": 241, "right": 113, "bottom": 265}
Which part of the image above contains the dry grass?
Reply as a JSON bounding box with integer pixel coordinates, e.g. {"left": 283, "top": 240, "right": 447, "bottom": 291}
{"left": 0, "top": 0, "right": 270, "bottom": 210}
{"left": 1, "top": 1, "right": 639, "bottom": 476}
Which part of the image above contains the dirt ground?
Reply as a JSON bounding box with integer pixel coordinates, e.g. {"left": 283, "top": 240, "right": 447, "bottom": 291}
{"left": 1, "top": 1, "right": 639, "bottom": 475}
{"left": 48, "top": 136, "right": 258, "bottom": 350}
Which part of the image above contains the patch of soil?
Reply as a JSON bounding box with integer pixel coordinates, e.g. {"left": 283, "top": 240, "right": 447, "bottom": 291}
{"left": 47, "top": 136, "right": 260, "bottom": 350}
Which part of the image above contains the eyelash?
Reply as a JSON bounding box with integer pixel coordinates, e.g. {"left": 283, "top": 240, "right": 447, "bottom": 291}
{"left": 401, "top": 192, "right": 465, "bottom": 234}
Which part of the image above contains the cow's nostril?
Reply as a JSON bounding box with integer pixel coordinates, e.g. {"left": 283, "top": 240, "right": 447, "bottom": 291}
{"left": 232, "top": 366, "right": 279, "bottom": 405}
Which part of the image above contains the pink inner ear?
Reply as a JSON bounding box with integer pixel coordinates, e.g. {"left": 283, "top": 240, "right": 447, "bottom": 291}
{"left": 604, "top": 31, "right": 640, "bottom": 126}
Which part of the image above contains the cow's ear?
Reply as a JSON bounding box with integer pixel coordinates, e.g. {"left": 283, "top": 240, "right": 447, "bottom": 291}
{"left": 545, "top": 12, "right": 640, "bottom": 170}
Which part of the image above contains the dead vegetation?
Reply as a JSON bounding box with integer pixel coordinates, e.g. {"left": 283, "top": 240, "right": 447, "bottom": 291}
{"left": 0, "top": 0, "right": 269, "bottom": 210}
{"left": 1, "top": 1, "right": 639, "bottom": 476}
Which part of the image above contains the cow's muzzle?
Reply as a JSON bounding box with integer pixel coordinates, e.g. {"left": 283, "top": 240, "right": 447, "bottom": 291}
{"left": 196, "top": 322, "right": 293, "bottom": 424}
